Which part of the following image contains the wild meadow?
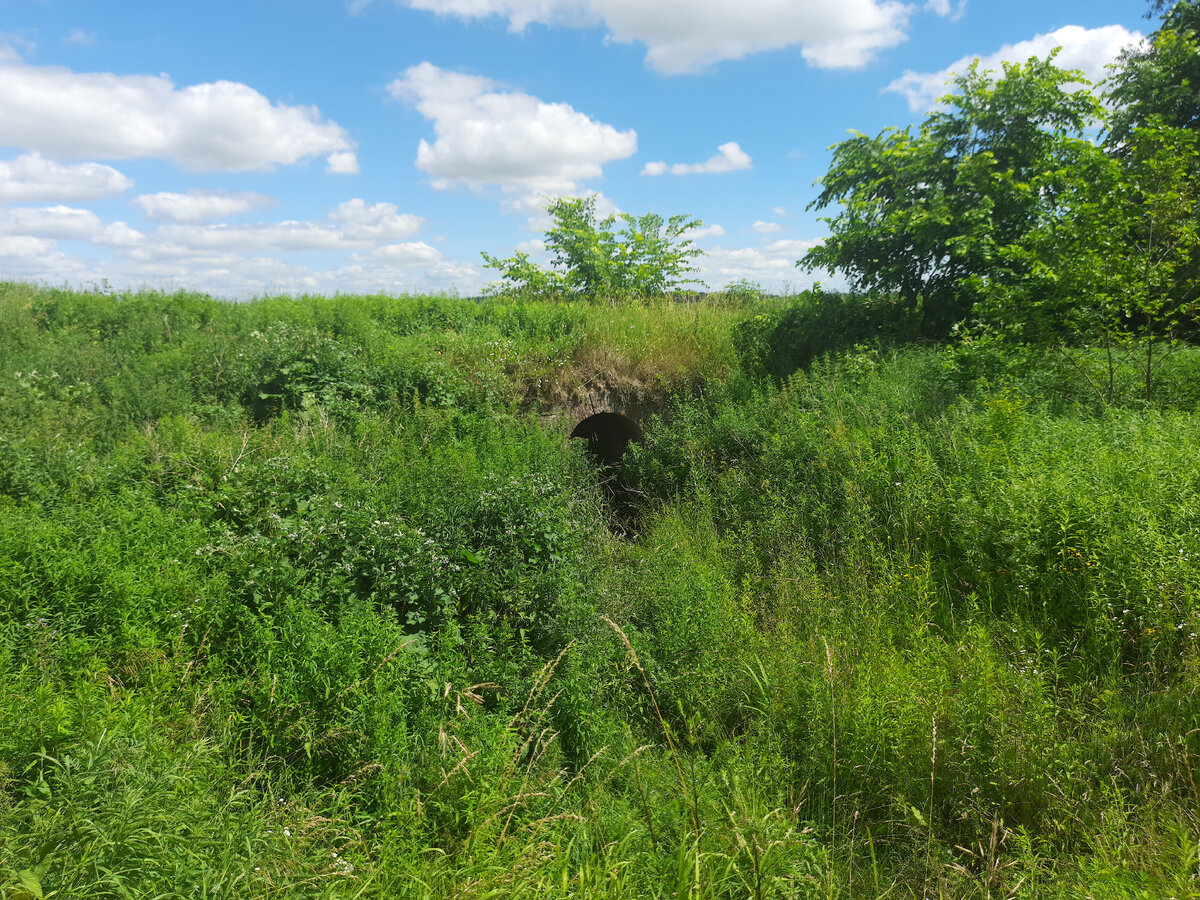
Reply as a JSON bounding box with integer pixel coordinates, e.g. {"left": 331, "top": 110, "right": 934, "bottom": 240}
{"left": 1, "top": 280, "right": 1198, "bottom": 898}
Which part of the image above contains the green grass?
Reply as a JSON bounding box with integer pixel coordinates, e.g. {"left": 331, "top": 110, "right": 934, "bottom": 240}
{"left": 1, "top": 282, "right": 1198, "bottom": 897}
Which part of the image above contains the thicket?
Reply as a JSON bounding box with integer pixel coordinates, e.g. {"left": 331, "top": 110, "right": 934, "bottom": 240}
{"left": 803, "top": 6, "right": 1200, "bottom": 369}
{"left": 1, "top": 280, "right": 1198, "bottom": 898}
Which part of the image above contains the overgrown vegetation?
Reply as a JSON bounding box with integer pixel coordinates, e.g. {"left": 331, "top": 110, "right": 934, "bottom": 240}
{"left": 4, "top": 6, "right": 1200, "bottom": 897}
{"left": 1, "top": 280, "right": 1198, "bottom": 898}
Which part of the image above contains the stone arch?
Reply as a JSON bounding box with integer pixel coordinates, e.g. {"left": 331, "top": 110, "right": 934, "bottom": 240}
{"left": 570, "top": 411, "right": 643, "bottom": 468}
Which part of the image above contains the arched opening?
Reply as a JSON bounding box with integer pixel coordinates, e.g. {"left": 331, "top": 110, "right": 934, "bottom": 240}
{"left": 570, "top": 412, "right": 643, "bottom": 469}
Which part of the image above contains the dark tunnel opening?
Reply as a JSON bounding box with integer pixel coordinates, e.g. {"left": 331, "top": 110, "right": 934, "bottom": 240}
{"left": 570, "top": 412, "right": 643, "bottom": 469}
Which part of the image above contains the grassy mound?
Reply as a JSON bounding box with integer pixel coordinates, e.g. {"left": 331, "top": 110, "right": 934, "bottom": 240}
{"left": 1, "top": 283, "right": 1197, "bottom": 897}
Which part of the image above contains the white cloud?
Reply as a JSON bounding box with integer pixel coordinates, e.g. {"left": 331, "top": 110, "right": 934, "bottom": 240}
{"left": 0, "top": 205, "right": 102, "bottom": 240}
{"left": 772, "top": 206, "right": 787, "bottom": 217}
{"left": 641, "top": 141, "right": 751, "bottom": 176}
{"left": 402, "top": 0, "right": 912, "bottom": 72}
{"left": 0, "top": 49, "right": 358, "bottom": 172}
{"left": 885, "top": 24, "right": 1144, "bottom": 112}
{"left": 0, "top": 198, "right": 423, "bottom": 267}
{"left": 63, "top": 29, "right": 96, "bottom": 46}
{"left": 150, "top": 222, "right": 358, "bottom": 254}
{"left": 0, "top": 204, "right": 146, "bottom": 249}
{"left": 751, "top": 220, "right": 782, "bottom": 234}
{"left": 0, "top": 152, "right": 132, "bottom": 202}
{"left": 134, "top": 190, "right": 277, "bottom": 223}
{"left": 923, "top": 0, "right": 965, "bottom": 20}
{"left": 687, "top": 224, "right": 726, "bottom": 240}
{"left": 363, "top": 241, "right": 443, "bottom": 264}
{"left": 0, "top": 36, "right": 36, "bottom": 61}
{"left": 0, "top": 235, "right": 57, "bottom": 257}
{"left": 696, "top": 236, "right": 828, "bottom": 290}
{"left": 114, "top": 198, "right": 423, "bottom": 258}
{"left": 329, "top": 199, "right": 424, "bottom": 241}
{"left": 94, "top": 222, "right": 145, "bottom": 247}
{"left": 326, "top": 150, "right": 360, "bottom": 175}
{"left": 389, "top": 62, "right": 636, "bottom": 207}
{"left": 516, "top": 238, "right": 547, "bottom": 253}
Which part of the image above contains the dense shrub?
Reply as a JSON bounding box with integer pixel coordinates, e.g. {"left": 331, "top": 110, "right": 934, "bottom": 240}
{"left": 1, "top": 283, "right": 1197, "bottom": 898}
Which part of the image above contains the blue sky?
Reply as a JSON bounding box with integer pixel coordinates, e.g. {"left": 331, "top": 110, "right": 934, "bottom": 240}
{"left": 0, "top": 0, "right": 1149, "bottom": 297}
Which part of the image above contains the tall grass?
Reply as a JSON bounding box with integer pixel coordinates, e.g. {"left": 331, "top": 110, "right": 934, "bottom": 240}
{"left": 1, "top": 282, "right": 1197, "bottom": 897}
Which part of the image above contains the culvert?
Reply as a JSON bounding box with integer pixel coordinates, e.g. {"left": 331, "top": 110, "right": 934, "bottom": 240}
{"left": 570, "top": 411, "right": 643, "bottom": 469}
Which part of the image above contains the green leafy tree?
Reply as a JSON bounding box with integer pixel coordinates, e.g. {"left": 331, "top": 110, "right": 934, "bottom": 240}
{"left": 800, "top": 55, "right": 1103, "bottom": 338}
{"left": 1108, "top": 1, "right": 1200, "bottom": 147}
{"left": 976, "top": 118, "right": 1199, "bottom": 397}
{"left": 483, "top": 196, "right": 705, "bottom": 301}
{"left": 1105, "top": 1, "right": 1200, "bottom": 328}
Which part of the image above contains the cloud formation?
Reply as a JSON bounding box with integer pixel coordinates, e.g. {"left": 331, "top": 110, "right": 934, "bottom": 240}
{"left": 0, "top": 49, "right": 358, "bottom": 172}
{"left": 641, "top": 141, "right": 752, "bottom": 176}
{"left": 134, "top": 190, "right": 278, "bottom": 223}
{"left": 389, "top": 62, "right": 637, "bottom": 206}
{"left": 885, "top": 24, "right": 1143, "bottom": 112}
{"left": 0, "top": 204, "right": 144, "bottom": 247}
{"left": 0, "top": 198, "right": 458, "bottom": 298}
{"left": 400, "top": 0, "right": 926, "bottom": 72}
{"left": 686, "top": 224, "right": 726, "bottom": 240}
{"left": 0, "top": 153, "right": 132, "bottom": 202}
{"left": 695, "top": 237, "right": 828, "bottom": 289}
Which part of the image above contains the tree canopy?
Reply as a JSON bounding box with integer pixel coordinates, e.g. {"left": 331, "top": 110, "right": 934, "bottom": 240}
{"left": 482, "top": 196, "right": 704, "bottom": 301}
{"left": 800, "top": 55, "right": 1101, "bottom": 338}
{"left": 1109, "top": 1, "right": 1200, "bottom": 147}
{"left": 801, "top": 29, "right": 1200, "bottom": 357}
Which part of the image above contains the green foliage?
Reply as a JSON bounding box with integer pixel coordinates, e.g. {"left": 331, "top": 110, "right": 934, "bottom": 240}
{"left": 803, "top": 54, "right": 1103, "bottom": 338}
{"left": 734, "top": 287, "right": 917, "bottom": 378}
{"left": 2, "top": 285, "right": 1199, "bottom": 897}
{"left": 483, "top": 196, "right": 705, "bottom": 301}
{"left": 1109, "top": 0, "right": 1200, "bottom": 144}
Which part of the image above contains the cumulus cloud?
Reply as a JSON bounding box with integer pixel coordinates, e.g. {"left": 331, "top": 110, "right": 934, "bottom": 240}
{"left": 0, "top": 152, "right": 132, "bottom": 202}
{"left": 401, "top": 0, "right": 912, "bottom": 72}
{"left": 326, "top": 151, "right": 360, "bottom": 175}
{"left": 362, "top": 241, "right": 444, "bottom": 264}
{"left": 328, "top": 199, "right": 424, "bottom": 241}
{"left": 94, "top": 222, "right": 145, "bottom": 247}
{"left": 0, "top": 235, "right": 58, "bottom": 257}
{"left": 885, "top": 24, "right": 1144, "bottom": 112}
{"left": 0, "top": 205, "right": 103, "bottom": 240}
{"left": 0, "top": 195, "right": 466, "bottom": 298}
{"left": 150, "top": 222, "right": 359, "bottom": 255}
{"left": 751, "top": 220, "right": 782, "bottom": 234}
{"left": 696, "top": 236, "right": 829, "bottom": 290}
{"left": 113, "top": 199, "right": 423, "bottom": 262}
{"left": 134, "top": 190, "right": 277, "bottom": 223}
{"left": 686, "top": 224, "right": 726, "bottom": 240}
{"left": 516, "top": 238, "right": 547, "bottom": 254}
{"left": 0, "top": 49, "right": 357, "bottom": 172}
{"left": 641, "top": 141, "right": 752, "bottom": 176}
{"left": 1, "top": 197, "right": 423, "bottom": 262}
{"left": 389, "top": 62, "right": 636, "bottom": 207}
{"left": 0, "top": 205, "right": 145, "bottom": 251}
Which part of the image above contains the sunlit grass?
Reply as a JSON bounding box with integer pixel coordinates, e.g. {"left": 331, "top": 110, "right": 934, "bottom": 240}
{"left": 1, "top": 283, "right": 1197, "bottom": 897}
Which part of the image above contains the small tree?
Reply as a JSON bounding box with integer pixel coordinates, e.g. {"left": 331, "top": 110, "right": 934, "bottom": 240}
{"left": 970, "top": 117, "right": 1198, "bottom": 399}
{"left": 483, "top": 196, "right": 705, "bottom": 301}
